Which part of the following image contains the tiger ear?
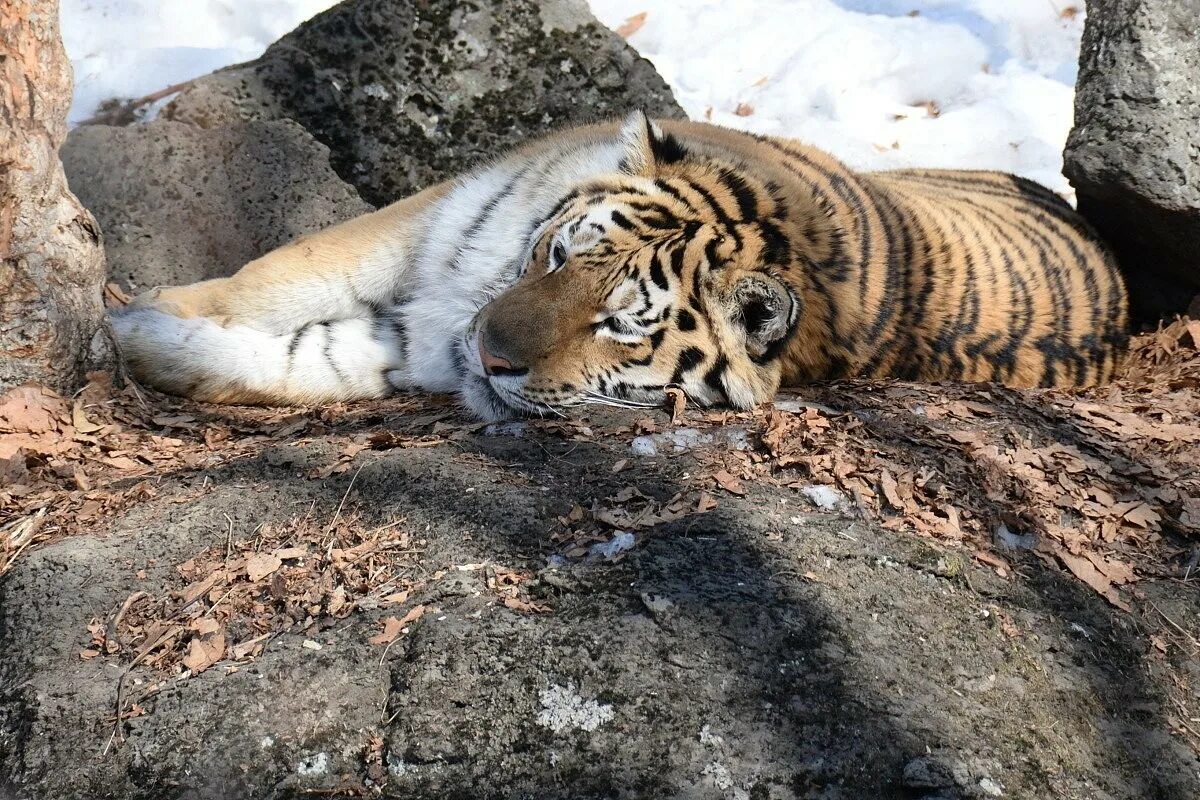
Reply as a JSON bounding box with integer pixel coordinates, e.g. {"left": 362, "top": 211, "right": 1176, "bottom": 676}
{"left": 730, "top": 273, "right": 800, "bottom": 363}
{"left": 619, "top": 110, "right": 688, "bottom": 176}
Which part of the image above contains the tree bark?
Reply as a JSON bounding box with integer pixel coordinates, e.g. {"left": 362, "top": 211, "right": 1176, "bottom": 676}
{"left": 0, "top": 0, "right": 109, "bottom": 394}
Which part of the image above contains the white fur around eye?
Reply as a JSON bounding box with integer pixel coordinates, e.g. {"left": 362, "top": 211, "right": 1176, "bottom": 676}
{"left": 605, "top": 280, "right": 638, "bottom": 313}
{"left": 594, "top": 314, "right": 645, "bottom": 344}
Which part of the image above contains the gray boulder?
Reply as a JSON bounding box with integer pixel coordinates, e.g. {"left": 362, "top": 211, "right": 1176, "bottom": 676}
{"left": 62, "top": 120, "right": 371, "bottom": 290}
{"left": 1063, "top": 0, "right": 1200, "bottom": 320}
{"left": 2, "top": 432, "right": 1197, "bottom": 798}
{"left": 164, "top": 0, "right": 684, "bottom": 206}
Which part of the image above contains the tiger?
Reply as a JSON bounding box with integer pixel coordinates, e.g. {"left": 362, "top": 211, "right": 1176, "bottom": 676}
{"left": 111, "top": 111, "right": 1128, "bottom": 421}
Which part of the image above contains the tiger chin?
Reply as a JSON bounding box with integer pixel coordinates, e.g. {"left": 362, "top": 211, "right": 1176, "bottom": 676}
{"left": 110, "top": 110, "right": 1128, "bottom": 422}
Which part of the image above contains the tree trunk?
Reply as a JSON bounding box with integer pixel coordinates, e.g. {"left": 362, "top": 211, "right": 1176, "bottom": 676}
{"left": 0, "top": 0, "right": 109, "bottom": 394}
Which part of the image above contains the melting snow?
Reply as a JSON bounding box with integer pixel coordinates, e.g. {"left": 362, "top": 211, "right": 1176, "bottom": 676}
{"left": 64, "top": 1, "right": 1084, "bottom": 196}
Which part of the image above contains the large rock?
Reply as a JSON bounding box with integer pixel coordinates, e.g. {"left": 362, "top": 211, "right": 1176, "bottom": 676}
{"left": 163, "top": 0, "right": 684, "bottom": 206}
{"left": 62, "top": 120, "right": 371, "bottom": 290}
{"left": 1, "top": 427, "right": 1196, "bottom": 798}
{"left": 1064, "top": 0, "right": 1200, "bottom": 321}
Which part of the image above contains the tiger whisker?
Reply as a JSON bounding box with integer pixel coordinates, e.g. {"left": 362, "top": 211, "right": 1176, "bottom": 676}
{"left": 581, "top": 392, "right": 659, "bottom": 410}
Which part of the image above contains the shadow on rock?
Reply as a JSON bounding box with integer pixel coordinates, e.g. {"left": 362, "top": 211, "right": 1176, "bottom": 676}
{"left": 2, "top": 417, "right": 1198, "bottom": 799}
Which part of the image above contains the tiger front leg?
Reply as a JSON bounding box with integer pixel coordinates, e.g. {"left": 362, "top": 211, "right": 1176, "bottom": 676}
{"left": 111, "top": 183, "right": 449, "bottom": 405}
{"left": 125, "top": 278, "right": 236, "bottom": 325}
{"left": 124, "top": 183, "right": 448, "bottom": 335}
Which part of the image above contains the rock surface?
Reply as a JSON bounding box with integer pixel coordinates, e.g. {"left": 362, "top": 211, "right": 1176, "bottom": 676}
{"left": 163, "top": 0, "right": 684, "bottom": 206}
{"left": 0, "top": 0, "right": 110, "bottom": 393}
{"left": 1, "top": 419, "right": 1197, "bottom": 799}
{"left": 1064, "top": 0, "right": 1200, "bottom": 320}
{"left": 62, "top": 120, "right": 371, "bottom": 290}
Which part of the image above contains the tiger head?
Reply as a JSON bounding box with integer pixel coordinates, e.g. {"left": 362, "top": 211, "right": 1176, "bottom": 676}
{"left": 461, "top": 112, "right": 837, "bottom": 420}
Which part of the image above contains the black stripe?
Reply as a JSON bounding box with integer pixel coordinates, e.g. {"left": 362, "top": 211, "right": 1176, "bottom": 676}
{"left": 649, "top": 251, "right": 670, "bottom": 291}
{"left": 717, "top": 167, "right": 758, "bottom": 220}
{"left": 320, "top": 323, "right": 350, "bottom": 385}
{"left": 654, "top": 179, "right": 698, "bottom": 213}
{"left": 757, "top": 219, "right": 791, "bottom": 267}
{"left": 611, "top": 210, "right": 635, "bottom": 230}
{"left": 682, "top": 178, "right": 737, "bottom": 231}
{"left": 669, "top": 243, "right": 686, "bottom": 277}
{"left": 651, "top": 130, "right": 689, "bottom": 164}
{"left": 527, "top": 188, "right": 582, "bottom": 240}
{"left": 703, "top": 236, "right": 722, "bottom": 269}
{"left": 286, "top": 325, "right": 310, "bottom": 373}
{"left": 702, "top": 355, "right": 729, "bottom": 402}
{"left": 450, "top": 165, "right": 534, "bottom": 271}
{"left": 671, "top": 346, "right": 705, "bottom": 383}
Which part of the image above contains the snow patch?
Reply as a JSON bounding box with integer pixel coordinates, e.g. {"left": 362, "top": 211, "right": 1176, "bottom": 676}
{"left": 588, "top": 0, "right": 1084, "bottom": 196}
{"left": 296, "top": 752, "right": 329, "bottom": 777}
{"left": 64, "top": 2, "right": 1084, "bottom": 196}
{"left": 799, "top": 485, "right": 848, "bottom": 512}
{"left": 62, "top": 0, "right": 341, "bottom": 124}
{"left": 631, "top": 427, "right": 751, "bottom": 457}
{"left": 993, "top": 523, "right": 1036, "bottom": 550}
{"left": 589, "top": 531, "right": 637, "bottom": 561}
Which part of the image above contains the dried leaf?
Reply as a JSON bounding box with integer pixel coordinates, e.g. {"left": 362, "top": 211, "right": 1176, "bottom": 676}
{"left": 713, "top": 469, "right": 746, "bottom": 496}
{"left": 1122, "top": 502, "right": 1161, "bottom": 529}
{"left": 245, "top": 552, "right": 283, "bottom": 582}
{"left": 734, "top": 102, "right": 755, "bottom": 117}
{"left": 369, "top": 616, "right": 403, "bottom": 646}
{"left": 616, "top": 11, "right": 647, "bottom": 38}
{"left": 0, "top": 385, "right": 64, "bottom": 434}
{"left": 104, "top": 282, "right": 133, "bottom": 307}
{"left": 879, "top": 469, "right": 904, "bottom": 510}
{"left": 273, "top": 546, "right": 308, "bottom": 561}
{"left": 1057, "top": 550, "right": 1131, "bottom": 612}
{"left": 502, "top": 595, "right": 552, "bottom": 614}
{"left": 104, "top": 455, "right": 143, "bottom": 471}
{"left": 230, "top": 633, "right": 270, "bottom": 660}
{"left": 913, "top": 99, "right": 941, "bottom": 118}
{"left": 71, "top": 400, "right": 104, "bottom": 434}
{"left": 664, "top": 386, "right": 686, "bottom": 424}
{"left": 368, "top": 604, "right": 427, "bottom": 646}
{"left": 182, "top": 632, "right": 225, "bottom": 673}
{"left": 380, "top": 590, "right": 410, "bottom": 606}
{"left": 188, "top": 617, "right": 221, "bottom": 636}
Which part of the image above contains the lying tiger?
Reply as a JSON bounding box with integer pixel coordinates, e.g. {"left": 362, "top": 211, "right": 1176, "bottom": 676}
{"left": 112, "top": 112, "right": 1128, "bottom": 420}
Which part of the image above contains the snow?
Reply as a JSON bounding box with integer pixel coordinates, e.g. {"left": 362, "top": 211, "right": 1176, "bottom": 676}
{"left": 587, "top": 0, "right": 1084, "bottom": 194}
{"left": 61, "top": 0, "right": 340, "bottom": 125}
{"left": 61, "top": 0, "right": 1084, "bottom": 193}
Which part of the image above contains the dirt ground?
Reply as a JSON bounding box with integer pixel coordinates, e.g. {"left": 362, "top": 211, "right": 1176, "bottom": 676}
{"left": 1, "top": 326, "right": 1200, "bottom": 799}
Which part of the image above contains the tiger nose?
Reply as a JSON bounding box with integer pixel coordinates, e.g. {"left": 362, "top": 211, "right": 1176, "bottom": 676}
{"left": 477, "top": 331, "right": 526, "bottom": 377}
